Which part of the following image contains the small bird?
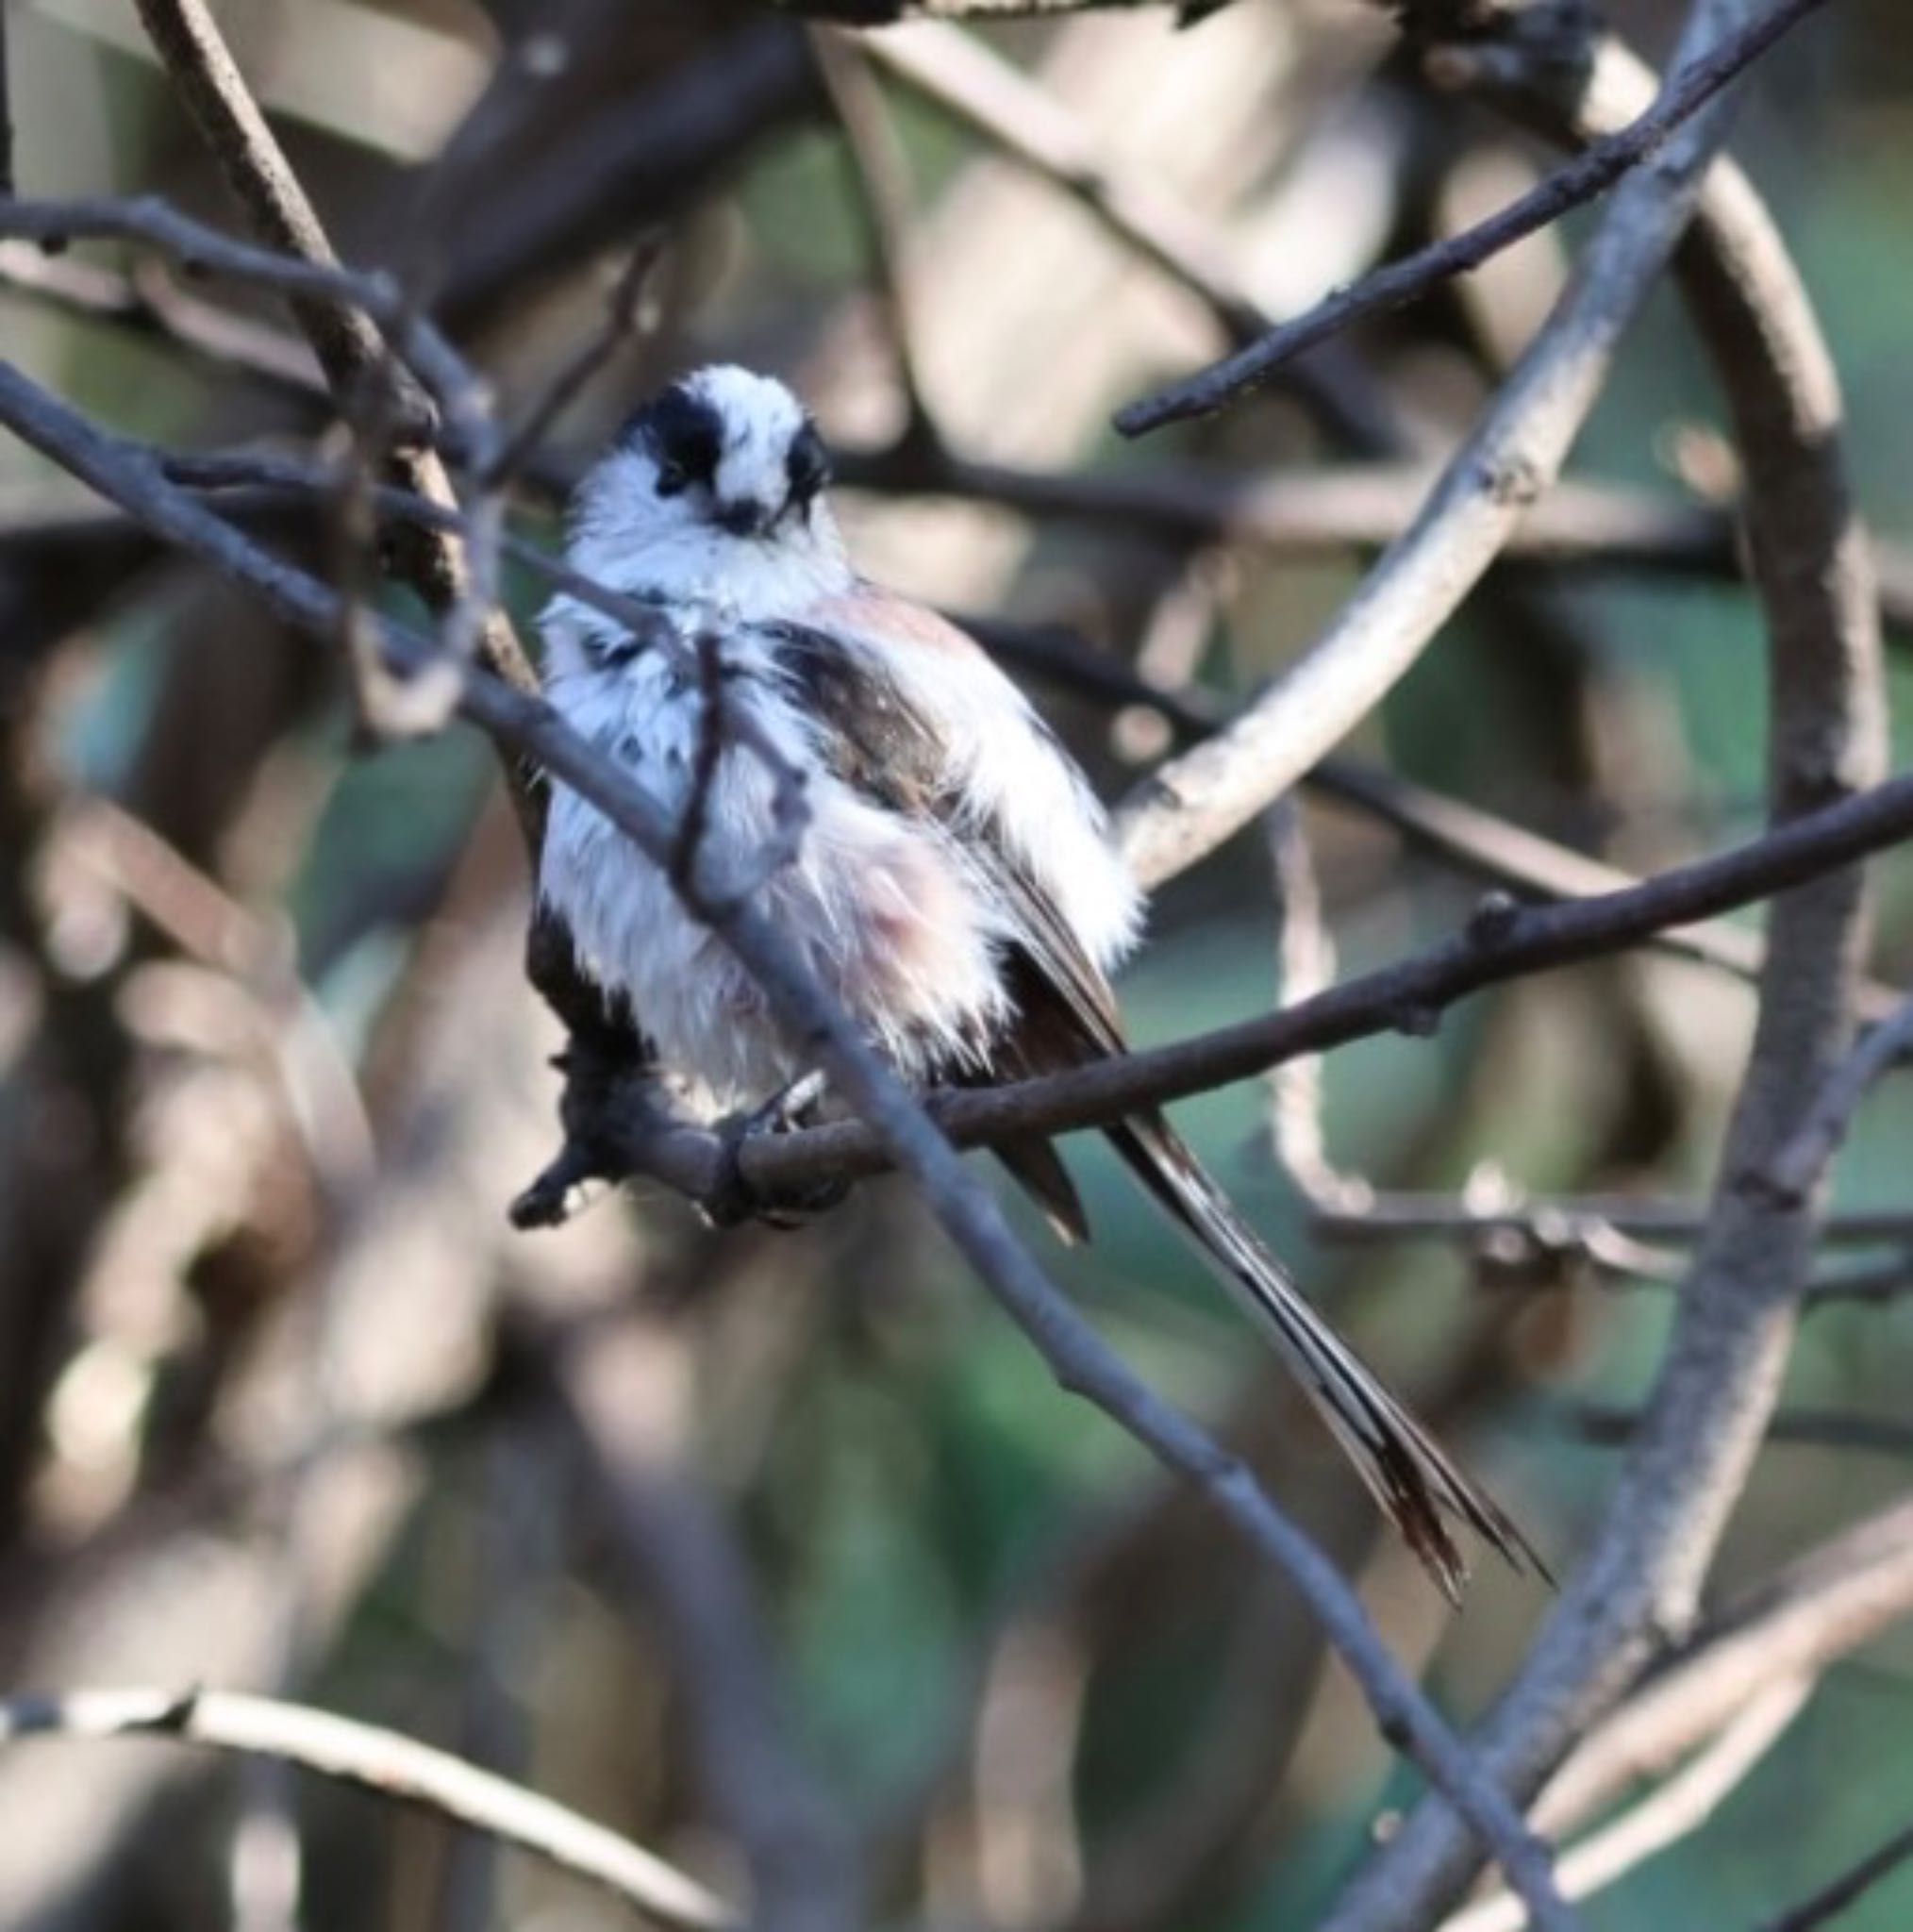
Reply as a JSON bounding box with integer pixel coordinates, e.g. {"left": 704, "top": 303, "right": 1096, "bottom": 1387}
{"left": 538, "top": 365, "right": 1531, "bottom": 1595}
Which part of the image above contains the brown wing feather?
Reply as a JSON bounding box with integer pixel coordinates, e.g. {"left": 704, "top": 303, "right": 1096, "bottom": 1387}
{"left": 766, "top": 611, "right": 1537, "bottom": 1594}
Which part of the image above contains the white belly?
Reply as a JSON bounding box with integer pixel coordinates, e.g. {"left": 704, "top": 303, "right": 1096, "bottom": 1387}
{"left": 538, "top": 642, "right": 1011, "bottom": 1114}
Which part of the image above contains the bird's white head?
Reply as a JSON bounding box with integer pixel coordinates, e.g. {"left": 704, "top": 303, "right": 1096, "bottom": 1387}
{"left": 563, "top": 365, "right": 849, "bottom": 621}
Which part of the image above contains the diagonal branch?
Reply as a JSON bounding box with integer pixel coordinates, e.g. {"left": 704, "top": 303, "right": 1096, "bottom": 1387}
{"left": 126, "top": 0, "right": 541, "bottom": 778}
{"left": 0, "top": 358, "right": 1576, "bottom": 1932}
{"left": 535, "top": 750, "right": 1913, "bottom": 1213}
{"left": 1113, "top": 0, "right": 1833, "bottom": 435}
{"left": 1111, "top": 0, "right": 1760, "bottom": 890}
{"left": 1758, "top": 988, "right": 1913, "bottom": 1205}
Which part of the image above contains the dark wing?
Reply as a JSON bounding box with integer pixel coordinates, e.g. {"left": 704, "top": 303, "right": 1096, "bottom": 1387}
{"left": 767, "top": 615, "right": 1538, "bottom": 1595}
{"left": 763, "top": 616, "right": 1092, "bottom": 1243}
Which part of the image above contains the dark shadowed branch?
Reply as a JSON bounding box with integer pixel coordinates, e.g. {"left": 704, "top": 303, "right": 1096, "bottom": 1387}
{"left": 525, "top": 751, "right": 1913, "bottom": 1213}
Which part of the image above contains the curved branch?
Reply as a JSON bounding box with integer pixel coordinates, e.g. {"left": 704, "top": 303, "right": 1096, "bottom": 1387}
{"left": 1441, "top": 1676, "right": 1812, "bottom": 1932}
{"left": 1319, "top": 3, "right": 1891, "bottom": 1923}
{"left": 1532, "top": 1495, "right": 1913, "bottom": 1847}
{"left": 0, "top": 1689, "right": 735, "bottom": 1929}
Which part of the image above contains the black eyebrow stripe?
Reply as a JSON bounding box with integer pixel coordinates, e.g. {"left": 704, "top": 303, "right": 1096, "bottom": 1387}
{"left": 619, "top": 385, "right": 724, "bottom": 484}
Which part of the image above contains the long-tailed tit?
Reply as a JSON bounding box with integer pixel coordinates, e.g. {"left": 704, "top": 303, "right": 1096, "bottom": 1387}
{"left": 538, "top": 365, "right": 1532, "bottom": 1594}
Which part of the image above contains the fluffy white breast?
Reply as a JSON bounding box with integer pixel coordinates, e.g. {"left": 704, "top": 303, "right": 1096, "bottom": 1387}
{"left": 537, "top": 606, "right": 1018, "bottom": 1112}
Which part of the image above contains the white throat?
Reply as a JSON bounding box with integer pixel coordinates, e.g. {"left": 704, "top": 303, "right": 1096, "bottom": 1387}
{"left": 565, "top": 457, "right": 854, "bottom": 624}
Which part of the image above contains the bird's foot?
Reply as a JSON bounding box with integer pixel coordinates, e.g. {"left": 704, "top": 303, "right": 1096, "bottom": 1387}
{"left": 742, "top": 1068, "right": 831, "bottom": 1136}
{"left": 709, "top": 1071, "right": 846, "bottom": 1226}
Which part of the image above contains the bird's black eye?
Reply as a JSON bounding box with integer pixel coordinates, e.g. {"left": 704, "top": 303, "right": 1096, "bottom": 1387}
{"left": 786, "top": 423, "right": 830, "bottom": 507}
{"left": 654, "top": 459, "right": 689, "bottom": 496}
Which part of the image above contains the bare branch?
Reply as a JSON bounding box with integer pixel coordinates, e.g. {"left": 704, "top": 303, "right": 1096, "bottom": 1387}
{"left": 1759, "top": 988, "right": 1913, "bottom": 1206}
{"left": 808, "top": 29, "right": 942, "bottom": 450}
{"left": 1114, "top": 0, "right": 1833, "bottom": 435}
{"left": 1113, "top": 0, "right": 1756, "bottom": 891}
{"left": 859, "top": 20, "right": 1386, "bottom": 443}
{"left": 1442, "top": 1677, "right": 1811, "bottom": 1932}
{"left": 125, "top": 0, "right": 542, "bottom": 822}
{"left": 547, "top": 750, "right": 1913, "bottom": 1215}
{"left": 481, "top": 234, "right": 666, "bottom": 490}
{"left": 1539, "top": 1496, "right": 1913, "bottom": 1844}
{"left": 1320, "top": 0, "right": 1891, "bottom": 1919}
{"left": 774, "top": 0, "right": 1230, "bottom": 22}
{"left": 0, "top": 1689, "right": 735, "bottom": 1930}
{"left": 0, "top": 239, "right": 326, "bottom": 394}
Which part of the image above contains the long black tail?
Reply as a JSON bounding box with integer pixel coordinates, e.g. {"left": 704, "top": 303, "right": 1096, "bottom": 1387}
{"left": 1106, "top": 1110, "right": 1539, "bottom": 1599}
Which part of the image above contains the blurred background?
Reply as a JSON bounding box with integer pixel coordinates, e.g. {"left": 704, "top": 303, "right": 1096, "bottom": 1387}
{"left": 2, "top": 0, "right": 1912, "bottom": 1926}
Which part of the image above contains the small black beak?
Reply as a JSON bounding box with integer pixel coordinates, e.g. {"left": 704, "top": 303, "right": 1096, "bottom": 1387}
{"left": 715, "top": 497, "right": 775, "bottom": 539}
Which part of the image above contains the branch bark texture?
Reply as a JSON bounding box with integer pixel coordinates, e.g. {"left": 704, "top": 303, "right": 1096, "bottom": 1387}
{"left": 1321, "top": 5, "right": 1890, "bottom": 1923}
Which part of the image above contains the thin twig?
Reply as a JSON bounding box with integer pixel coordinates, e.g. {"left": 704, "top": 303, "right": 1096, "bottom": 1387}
{"left": 1441, "top": 1677, "right": 1811, "bottom": 1932}
{"left": 1571, "top": 1405, "right": 1913, "bottom": 1460}
{"left": 1114, "top": 0, "right": 1834, "bottom": 434}
{"left": 0, "top": 241, "right": 326, "bottom": 393}
{"left": 17, "top": 214, "right": 1913, "bottom": 650}
{"left": 122, "top": 0, "right": 542, "bottom": 831}
{"left": 861, "top": 19, "right": 1388, "bottom": 444}
{"left": 0, "top": 1689, "right": 735, "bottom": 1930}
{"left": 807, "top": 29, "right": 941, "bottom": 449}
{"left": 774, "top": 0, "right": 1236, "bottom": 24}
{"left": 481, "top": 233, "right": 667, "bottom": 489}
{"left": 1535, "top": 1496, "right": 1913, "bottom": 1848}
{"left": 1112, "top": 0, "right": 1762, "bottom": 891}
{"left": 669, "top": 632, "right": 730, "bottom": 897}
{"left": 158, "top": 446, "right": 812, "bottom": 864}
{"left": 1759, "top": 989, "right": 1913, "bottom": 1205}
{"left": 566, "top": 750, "right": 1913, "bottom": 1214}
